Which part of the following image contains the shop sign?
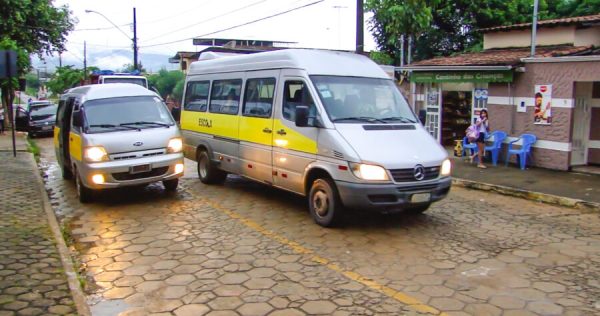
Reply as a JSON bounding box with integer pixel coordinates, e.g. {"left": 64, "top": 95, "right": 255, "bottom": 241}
{"left": 410, "top": 71, "right": 513, "bottom": 83}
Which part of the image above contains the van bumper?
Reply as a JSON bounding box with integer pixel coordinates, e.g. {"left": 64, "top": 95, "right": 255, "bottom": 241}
{"left": 335, "top": 177, "right": 451, "bottom": 212}
{"left": 79, "top": 153, "right": 184, "bottom": 189}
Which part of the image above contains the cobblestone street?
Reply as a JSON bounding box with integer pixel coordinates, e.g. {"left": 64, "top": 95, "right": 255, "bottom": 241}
{"left": 35, "top": 137, "right": 600, "bottom": 316}
{"left": 0, "top": 152, "right": 77, "bottom": 316}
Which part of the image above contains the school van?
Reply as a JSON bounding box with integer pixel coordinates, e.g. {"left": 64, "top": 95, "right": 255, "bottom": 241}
{"left": 55, "top": 83, "right": 184, "bottom": 203}
{"left": 181, "top": 49, "right": 451, "bottom": 227}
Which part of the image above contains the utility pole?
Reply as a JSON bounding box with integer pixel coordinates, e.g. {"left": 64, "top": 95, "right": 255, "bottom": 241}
{"left": 530, "top": 0, "right": 539, "bottom": 57}
{"left": 133, "top": 7, "right": 138, "bottom": 71}
{"left": 59, "top": 52, "right": 62, "bottom": 67}
{"left": 83, "top": 41, "right": 87, "bottom": 81}
{"left": 399, "top": 34, "right": 405, "bottom": 67}
{"left": 356, "top": 0, "right": 364, "bottom": 53}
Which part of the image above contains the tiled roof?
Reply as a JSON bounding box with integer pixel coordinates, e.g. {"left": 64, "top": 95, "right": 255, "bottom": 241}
{"left": 411, "top": 45, "right": 594, "bottom": 67}
{"left": 481, "top": 14, "right": 600, "bottom": 32}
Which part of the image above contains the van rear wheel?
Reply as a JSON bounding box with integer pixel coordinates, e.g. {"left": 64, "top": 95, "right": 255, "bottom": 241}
{"left": 308, "top": 178, "right": 343, "bottom": 227}
{"left": 75, "top": 169, "right": 93, "bottom": 203}
{"left": 197, "top": 150, "right": 227, "bottom": 184}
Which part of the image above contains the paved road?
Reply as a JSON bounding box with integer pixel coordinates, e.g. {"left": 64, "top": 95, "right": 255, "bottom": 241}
{"left": 35, "top": 137, "right": 600, "bottom": 316}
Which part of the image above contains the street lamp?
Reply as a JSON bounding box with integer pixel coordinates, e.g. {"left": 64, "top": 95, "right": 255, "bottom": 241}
{"left": 85, "top": 8, "right": 138, "bottom": 71}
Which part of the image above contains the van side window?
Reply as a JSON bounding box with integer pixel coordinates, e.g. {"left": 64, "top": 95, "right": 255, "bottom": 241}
{"left": 184, "top": 81, "right": 210, "bottom": 112}
{"left": 209, "top": 79, "right": 242, "bottom": 115}
{"left": 243, "top": 78, "right": 275, "bottom": 118}
{"left": 283, "top": 80, "right": 316, "bottom": 123}
{"left": 56, "top": 100, "right": 65, "bottom": 126}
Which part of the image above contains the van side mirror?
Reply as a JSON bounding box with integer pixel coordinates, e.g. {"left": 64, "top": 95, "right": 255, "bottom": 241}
{"left": 295, "top": 106, "right": 310, "bottom": 127}
{"left": 72, "top": 111, "right": 83, "bottom": 128}
{"left": 418, "top": 109, "right": 427, "bottom": 125}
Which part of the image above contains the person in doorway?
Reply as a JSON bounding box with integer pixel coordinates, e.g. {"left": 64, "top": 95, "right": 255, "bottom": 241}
{"left": 470, "top": 109, "right": 490, "bottom": 168}
{"left": 0, "top": 107, "right": 4, "bottom": 134}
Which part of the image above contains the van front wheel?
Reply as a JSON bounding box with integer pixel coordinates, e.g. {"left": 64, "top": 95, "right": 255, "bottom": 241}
{"left": 163, "top": 179, "right": 179, "bottom": 192}
{"left": 61, "top": 165, "right": 73, "bottom": 180}
{"left": 75, "top": 170, "right": 93, "bottom": 203}
{"left": 197, "top": 150, "right": 227, "bottom": 184}
{"left": 309, "top": 178, "right": 343, "bottom": 227}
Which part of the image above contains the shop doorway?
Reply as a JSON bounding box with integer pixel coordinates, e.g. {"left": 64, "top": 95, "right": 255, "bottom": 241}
{"left": 571, "top": 82, "right": 593, "bottom": 166}
{"left": 441, "top": 88, "right": 473, "bottom": 146}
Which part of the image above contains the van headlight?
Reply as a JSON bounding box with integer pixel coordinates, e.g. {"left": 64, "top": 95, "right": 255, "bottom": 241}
{"left": 440, "top": 159, "right": 452, "bottom": 176}
{"left": 350, "top": 163, "right": 390, "bottom": 181}
{"left": 84, "top": 146, "right": 109, "bottom": 162}
{"left": 167, "top": 137, "right": 183, "bottom": 153}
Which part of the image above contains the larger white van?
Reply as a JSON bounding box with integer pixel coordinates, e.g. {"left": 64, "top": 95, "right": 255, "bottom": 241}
{"left": 181, "top": 49, "right": 451, "bottom": 227}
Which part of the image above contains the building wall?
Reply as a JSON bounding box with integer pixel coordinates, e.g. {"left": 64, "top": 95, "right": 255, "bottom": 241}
{"left": 483, "top": 26, "right": 575, "bottom": 50}
{"left": 487, "top": 61, "right": 600, "bottom": 170}
{"left": 575, "top": 27, "right": 600, "bottom": 47}
{"left": 589, "top": 103, "right": 600, "bottom": 165}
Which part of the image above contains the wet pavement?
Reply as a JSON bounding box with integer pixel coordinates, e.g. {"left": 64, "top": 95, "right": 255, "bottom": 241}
{"left": 35, "top": 137, "right": 600, "bottom": 315}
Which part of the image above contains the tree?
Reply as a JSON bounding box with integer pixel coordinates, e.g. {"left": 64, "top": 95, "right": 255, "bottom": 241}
{"left": 0, "top": 0, "right": 74, "bottom": 123}
{"left": 366, "top": 0, "right": 600, "bottom": 62}
{"left": 147, "top": 69, "right": 184, "bottom": 100}
{"left": 25, "top": 72, "right": 40, "bottom": 96}
{"left": 46, "top": 66, "right": 84, "bottom": 96}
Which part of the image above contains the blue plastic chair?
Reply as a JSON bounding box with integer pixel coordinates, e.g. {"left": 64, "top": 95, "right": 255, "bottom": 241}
{"left": 505, "top": 134, "right": 537, "bottom": 170}
{"left": 462, "top": 136, "right": 478, "bottom": 159}
{"left": 484, "top": 131, "right": 507, "bottom": 166}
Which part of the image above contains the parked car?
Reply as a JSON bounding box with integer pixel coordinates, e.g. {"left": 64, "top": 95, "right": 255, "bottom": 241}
{"left": 54, "top": 83, "right": 184, "bottom": 203}
{"left": 15, "top": 101, "right": 57, "bottom": 137}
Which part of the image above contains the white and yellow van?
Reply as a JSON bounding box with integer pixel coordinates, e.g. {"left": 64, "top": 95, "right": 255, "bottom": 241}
{"left": 181, "top": 49, "right": 451, "bottom": 227}
{"left": 55, "top": 83, "right": 184, "bottom": 203}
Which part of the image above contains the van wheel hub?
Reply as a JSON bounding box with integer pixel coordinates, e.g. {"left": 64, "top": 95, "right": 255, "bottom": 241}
{"left": 313, "top": 190, "right": 329, "bottom": 217}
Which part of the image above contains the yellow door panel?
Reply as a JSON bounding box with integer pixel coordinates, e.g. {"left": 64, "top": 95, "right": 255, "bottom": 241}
{"left": 53, "top": 127, "right": 60, "bottom": 148}
{"left": 272, "top": 119, "right": 317, "bottom": 154}
{"left": 239, "top": 116, "right": 272, "bottom": 146}
{"left": 69, "top": 132, "right": 82, "bottom": 162}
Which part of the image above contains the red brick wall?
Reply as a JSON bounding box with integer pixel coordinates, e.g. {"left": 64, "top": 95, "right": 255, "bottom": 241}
{"left": 590, "top": 108, "right": 600, "bottom": 140}
{"left": 589, "top": 149, "right": 600, "bottom": 165}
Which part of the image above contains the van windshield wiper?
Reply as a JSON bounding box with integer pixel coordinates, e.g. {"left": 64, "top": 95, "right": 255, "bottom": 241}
{"left": 89, "top": 124, "right": 139, "bottom": 131}
{"left": 120, "top": 121, "right": 171, "bottom": 128}
{"left": 332, "top": 117, "right": 387, "bottom": 124}
{"left": 380, "top": 116, "right": 417, "bottom": 123}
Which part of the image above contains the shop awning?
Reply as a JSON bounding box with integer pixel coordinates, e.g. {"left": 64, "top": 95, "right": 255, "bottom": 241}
{"left": 410, "top": 70, "right": 514, "bottom": 83}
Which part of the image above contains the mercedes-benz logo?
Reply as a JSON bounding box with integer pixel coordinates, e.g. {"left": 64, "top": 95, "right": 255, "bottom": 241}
{"left": 413, "top": 164, "right": 425, "bottom": 181}
{"left": 133, "top": 141, "right": 143, "bottom": 147}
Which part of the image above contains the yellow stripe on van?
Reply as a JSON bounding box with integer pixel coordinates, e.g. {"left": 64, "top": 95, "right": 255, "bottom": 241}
{"left": 181, "top": 110, "right": 239, "bottom": 140}
{"left": 69, "top": 132, "right": 82, "bottom": 161}
{"left": 53, "top": 127, "right": 60, "bottom": 148}
{"left": 239, "top": 116, "right": 272, "bottom": 146}
{"left": 272, "top": 119, "right": 317, "bottom": 154}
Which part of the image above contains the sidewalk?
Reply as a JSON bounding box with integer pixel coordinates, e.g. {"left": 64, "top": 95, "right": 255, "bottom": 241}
{"left": 0, "top": 133, "right": 88, "bottom": 316}
{"left": 451, "top": 153, "right": 600, "bottom": 210}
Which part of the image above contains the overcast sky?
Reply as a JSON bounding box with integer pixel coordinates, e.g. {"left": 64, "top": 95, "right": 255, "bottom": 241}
{"left": 52, "top": 0, "right": 377, "bottom": 69}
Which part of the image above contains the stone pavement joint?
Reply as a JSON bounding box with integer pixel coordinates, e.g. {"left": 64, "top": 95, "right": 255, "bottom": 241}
{"left": 197, "top": 194, "right": 448, "bottom": 316}
{"left": 0, "top": 151, "right": 87, "bottom": 315}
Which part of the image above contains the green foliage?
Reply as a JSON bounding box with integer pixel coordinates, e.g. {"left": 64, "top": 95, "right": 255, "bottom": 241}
{"left": 46, "top": 66, "right": 84, "bottom": 96}
{"left": 369, "top": 51, "right": 395, "bottom": 65}
{"left": 172, "top": 79, "right": 185, "bottom": 104}
{"left": 147, "top": 69, "right": 184, "bottom": 100}
{"left": 0, "top": 0, "right": 75, "bottom": 56}
{"left": 25, "top": 72, "right": 40, "bottom": 91}
{"left": 121, "top": 63, "right": 146, "bottom": 74}
{"left": 365, "top": 0, "right": 600, "bottom": 62}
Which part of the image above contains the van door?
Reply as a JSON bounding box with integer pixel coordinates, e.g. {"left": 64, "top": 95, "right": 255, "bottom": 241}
{"left": 56, "top": 98, "right": 75, "bottom": 169}
{"left": 272, "top": 74, "right": 319, "bottom": 194}
{"left": 238, "top": 72, "right": 278, "bottom": 184}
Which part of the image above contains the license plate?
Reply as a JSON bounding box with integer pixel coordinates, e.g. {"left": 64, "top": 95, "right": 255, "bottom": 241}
{"left": 130, "top": 164, "right": 151, "bottom": 174}
{"left": 411, "top": 193, "right": 431, "bottom": 203}
{"left": 42, "top": 126, "right": 52, "bottom": 131}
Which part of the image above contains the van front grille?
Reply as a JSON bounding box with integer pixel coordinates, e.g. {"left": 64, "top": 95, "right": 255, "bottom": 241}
{"left": 390, "top": 166, "right": 440, "bottom": 182}
{"left": 396, "top": 183, "right": 439, "bottom": 192}
{"left": 111, "top": 150, "right": 165, "bottom": 161}
{"left": 112, "top": 166, "right": 169, "bottom": 181}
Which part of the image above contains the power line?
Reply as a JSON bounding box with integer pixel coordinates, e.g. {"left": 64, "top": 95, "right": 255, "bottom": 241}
{"left": 136, "top": 0, "right": 214, "bottom": 25}
{"left": 143, "top": 0, "right": 268, "bottom": 43}
{"left": 73, "top": 24, "right": 131, "bottom": 32}
{"left": 140, "top": 0, "right": 324, "bottom": 48}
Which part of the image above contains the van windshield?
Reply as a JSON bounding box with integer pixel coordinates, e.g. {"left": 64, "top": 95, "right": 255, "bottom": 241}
{"left": 83, "top": 96, "right": 174, "bottom": 133}
{"left": 310, "top": 76, "right": 417, "bottom": 123}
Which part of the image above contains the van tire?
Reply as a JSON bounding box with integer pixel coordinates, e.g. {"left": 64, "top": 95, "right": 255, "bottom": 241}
{"left": 163, "top": 179, "right": 179, "bottom": 192}
{"left": 406, "top": 203, "right": 431, "bottom": 214}
{"left": 61, "top": 165, "right": 73, "bottom": 180}
{"left": 75, "top": 170, "right": 93, "bottom": 203}
{"left": 197, "top": 150, "right": 227, "bottom": 184}
{"left": 308, "top": 178, "right": 343, "bottom": 227}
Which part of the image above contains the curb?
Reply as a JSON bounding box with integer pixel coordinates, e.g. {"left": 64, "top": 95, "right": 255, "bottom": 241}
{"left": 452, "top": 178, "right": 600, "bottom": 212}
{"left": 27, "top": 153, "right": 92, "bottom": 316}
